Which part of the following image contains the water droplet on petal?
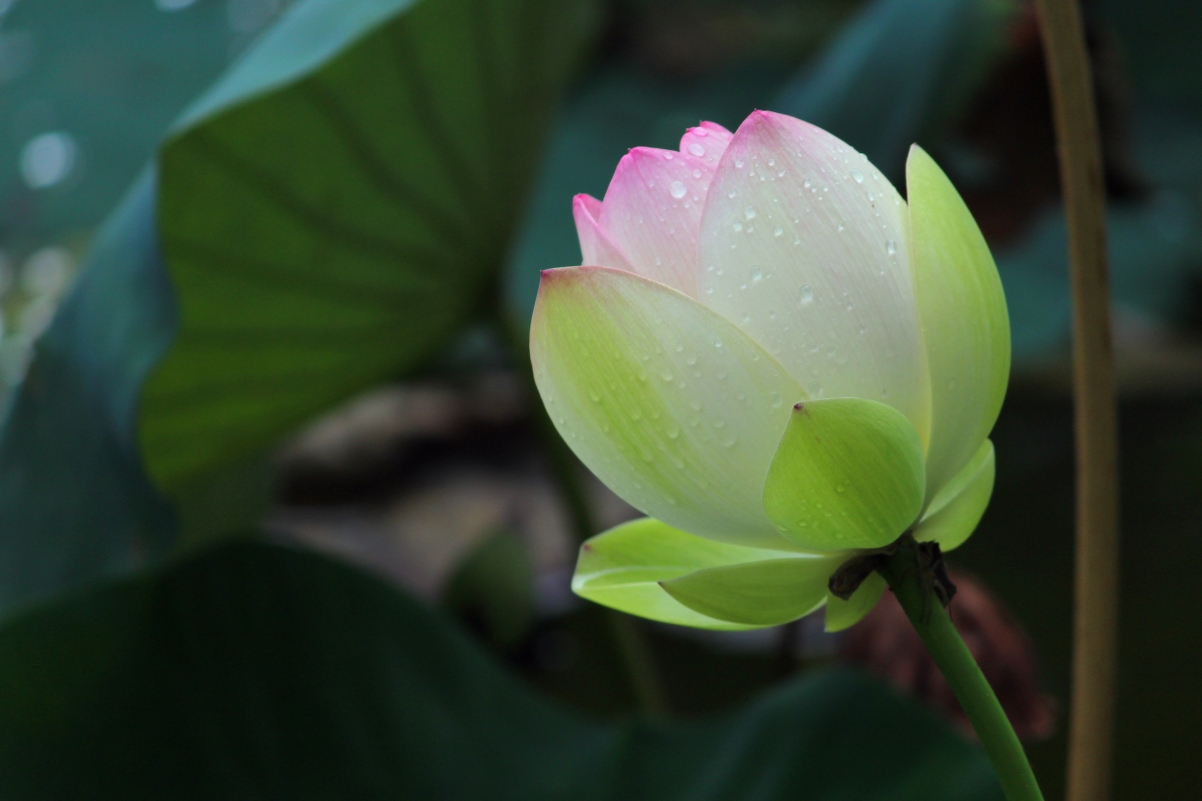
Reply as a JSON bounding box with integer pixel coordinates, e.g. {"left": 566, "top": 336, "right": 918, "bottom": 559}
{"left": 727, "top": 189, "right": 737, "bottom": 199}
{"left": 886, "top": 239, "right": 897, "bottom": 256}
{"left": 733, "top": 221, "right": 744, "bottom": 232}
{"left": 751, "top": 266, "right": 763, "bottom": 283}
{"left": 799, "top": 285, "right": 813, "bottom": 305}
{"left": 851, "top": 168, "right": 864, "bottom": 183}
{"left": 744, "top": 205, "right": 757, "bottom": 220}
{"left": 687, "top": 142, "right": 705, "bottom": 157}
{"left": 691, "top": 168, "right": 702, "bottom": 179}
{"left": 734, "top": 157, "right": 745, "bottom": 169}
{"left": 669, "top": 181, "right": 687, "bottom": 199}
{"left": 770, "top": 392, "right": 782, "bottom": 408}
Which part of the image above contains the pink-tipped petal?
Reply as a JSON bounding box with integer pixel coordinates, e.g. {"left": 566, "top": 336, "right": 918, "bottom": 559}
{"left": 596, "top": 147, "right": 715, "bottom": 297}
{"left": 573, "top": 194, "right": 635, "bottom": 271}
{"left": 679, "top": 122, "right": 733, "bottom": 168}
{"left": 697, "top": 110, "right": 929, "bottom": 439}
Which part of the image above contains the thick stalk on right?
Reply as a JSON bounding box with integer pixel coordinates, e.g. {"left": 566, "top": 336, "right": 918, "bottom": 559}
{"left": 877, "top": 537, "right": 1044, "bottom": 801}
{"left": 1032, "top": 1, "right": 1120, "bottom": 799}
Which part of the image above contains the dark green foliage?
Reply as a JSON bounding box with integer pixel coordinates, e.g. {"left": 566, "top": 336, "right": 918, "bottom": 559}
{"left": 0, "top": 540, "right": 1002, "bottom": 801}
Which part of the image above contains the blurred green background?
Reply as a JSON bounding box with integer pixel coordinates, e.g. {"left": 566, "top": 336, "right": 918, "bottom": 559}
{"left": 0, "top": 0, "right": 1199, "bottom": 798}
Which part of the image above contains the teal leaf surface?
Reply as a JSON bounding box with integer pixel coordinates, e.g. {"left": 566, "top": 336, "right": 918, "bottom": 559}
{"left": 0, "top": 172, "right": 177, "bottom": 615}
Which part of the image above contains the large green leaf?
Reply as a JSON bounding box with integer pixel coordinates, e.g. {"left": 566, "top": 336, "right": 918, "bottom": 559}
{"left": 141, "top": 0, "right": 600, "bottom": 494}
{"left": 0, "top": 540, "right": 1003, "bottom": 800}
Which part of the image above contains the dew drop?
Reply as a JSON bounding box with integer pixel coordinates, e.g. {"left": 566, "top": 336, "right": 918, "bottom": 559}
{"left": 886, "top": 239, "right": 897, "bottom": 256}
{"left": 691, "top": 168, "right": 702, "bottom": 179}
{"left": 685, "top": 355, "right": 697, "bottom": 365}
{"left": 767, "top": 158, "right": 776, "bottom": 167}
{"left": 770, "top": 391, "right": 782, "bottom": 408}
{"left": 733, "top": 221, "right": 744, "bottom": 232}
{"left": 744, "top": 205, "right": 757, "bottom": 220}
{"left": 687, "top": 142, "right": 706, "bottom": 157}
{"left": 664, "top": 152, "right": 674, "bottom": 160}
{"left": 751, "top": 265, "right": 763, "bottom": 283}
{"left": 837, "top": 222, "right": 845, "bottom": 232}
{"left": 773, "top": 224, "right": 783, "bottom": 237}
{"left": 799, "top": 285, "right": 814, "bottom": 305}
{"left": 669, "top": 181, "right": 687, "bottom": 199}
{"left": 734, "top": 157, "right": 745, "bottom": 169}
{"left": 727, "top": 189, "right": 737, "bottom": 199}
{"left": 803, "top": 178, "right": 813, "bottom": 189}
{"left": 851, "top": 168, "right": 864, "bottom": 183}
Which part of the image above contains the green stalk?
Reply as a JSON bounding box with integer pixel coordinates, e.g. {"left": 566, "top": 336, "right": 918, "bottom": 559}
{"left": 496, "top": 311, "right": 669, "bottom": 716}
{"left": 877, "top": 537, "right": 1044, "bottom": 801}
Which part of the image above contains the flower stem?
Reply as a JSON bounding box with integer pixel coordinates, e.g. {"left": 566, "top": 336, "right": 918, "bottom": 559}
{"left": 497, "top": 311, "right": 670, "bottom": 716}
{"left": 877, "top": 537, "right": 1044, "bottom": 801}
{"left": 1032, "top": 1, "right": 1120, "bottom": 799}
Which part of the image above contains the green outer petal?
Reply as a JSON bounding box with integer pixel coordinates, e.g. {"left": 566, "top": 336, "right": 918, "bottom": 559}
{"left": 660, "top": 554, "right": 845, "bottom": 627}
{"left": 531, "top": 266, "right": 806, "bottom": 550}
{"left": 572, "top": 518, "right": 800, "bottom": 630}
{"left": 906, "top": 146, "right": 1010, "bottom": 501}
{"left": 824, "top": 572, "right": 887, "bottom": 633}
{"left": 762, "top": 398, "right": 926, "bottom": 552}
{"left": 915, "top": 439, "right": 995, "bottom": 552}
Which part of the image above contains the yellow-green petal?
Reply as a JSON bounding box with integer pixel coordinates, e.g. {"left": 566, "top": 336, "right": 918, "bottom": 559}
{"left": 762, "top": 398, "right": 926, "bottom": 552}
{"left": 906, "top": 146, "right": 1010, "bottom": 501}
{"left": 531, "top": 266, "right": 805, "bottom": 550}
{"left": 659, "top": 553, "right": 844, "bottom": 627}
{"left": 824, "top": 572, "right": 887, "bottom": 633}
{"left": 915, "top": 439, "right": 995, "bottom": 552}
{"left": 572, "top": 517, "right": 800, "bottom": 630}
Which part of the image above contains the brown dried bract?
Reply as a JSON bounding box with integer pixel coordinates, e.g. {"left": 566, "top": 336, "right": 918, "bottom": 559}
{"left": 839, "top": 569, "right": 1056, "bottom": 742}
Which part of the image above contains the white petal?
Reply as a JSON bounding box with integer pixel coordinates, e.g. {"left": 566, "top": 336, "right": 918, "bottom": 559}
{"left": 531, "top": 266, "right": 806, "bottom": 549}
{"left": 696, "top": 111, "right": 929, "bottom": 438}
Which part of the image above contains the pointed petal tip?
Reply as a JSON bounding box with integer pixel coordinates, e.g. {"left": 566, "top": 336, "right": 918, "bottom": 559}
{"left": 573, "top": 193, "right": 601, "bottom": 214}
